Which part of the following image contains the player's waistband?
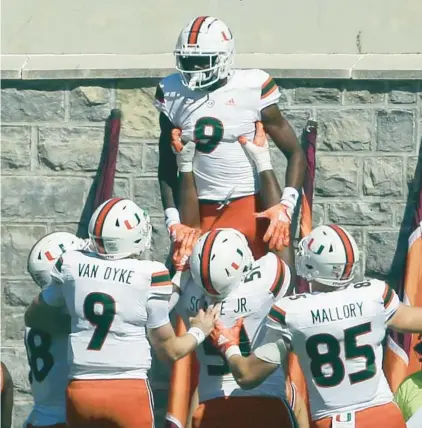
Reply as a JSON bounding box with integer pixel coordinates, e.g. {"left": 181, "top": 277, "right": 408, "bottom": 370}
{"left": 199, "top": 193, "right": 258, "bottom": 206}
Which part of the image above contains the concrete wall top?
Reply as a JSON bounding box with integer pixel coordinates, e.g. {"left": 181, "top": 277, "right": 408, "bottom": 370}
{"left": 2, "top": 0, "right": 422, "bottom": 55}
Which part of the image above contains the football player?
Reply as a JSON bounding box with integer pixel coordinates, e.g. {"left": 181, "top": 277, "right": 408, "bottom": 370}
{"left": 156, "top": 16, "right": 306, "bottom": 259}
{"left": 25, "top": 198, "right": 219, "bottom": 428}
{"left": 175, "top": 227, "right": 300, "bottom": 428}
{"left": 211, "top": 224, "right": 420, "bottom": 428}
{"left": 1, "top": 362, "right": 14, "bottom": 428}
{"left": 25, "top": 232, "right": 88, "bottom": 428}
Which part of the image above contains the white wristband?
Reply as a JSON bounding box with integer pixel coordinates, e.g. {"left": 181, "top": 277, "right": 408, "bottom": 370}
{"left": 225, "top": 345, "right": 242, "bottom": 360}
{"left": 179, "top": 162, "right": 193, "bottom": 173}
{"left": 187, "top": 327, "right": 206, "bottom": 346}
{"left": 280, "top": 187, "right": 299, "bottom": 208}
{"left": 164, "top": 208, "right": 181, "bottom": 230}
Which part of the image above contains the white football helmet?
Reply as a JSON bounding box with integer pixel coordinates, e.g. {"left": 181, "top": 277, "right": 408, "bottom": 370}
{"left": 174, "top": 16, "right": 235, "bottom": 90}
{"left": 88, "top": 198, "right": 152, "bottom": 260}
{"left": 190, "top": 228, "right": 253, "bottom": 299}
{"left": 28, "top": 232, "right": 87, "bottom": 288}
{"left": 296, "top": 224, "right": 360, "bottom": 288}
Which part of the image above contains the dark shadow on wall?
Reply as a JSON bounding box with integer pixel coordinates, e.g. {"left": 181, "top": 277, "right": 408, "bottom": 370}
{"left": 76, "top": 113, "right": 115, "bottom": 238}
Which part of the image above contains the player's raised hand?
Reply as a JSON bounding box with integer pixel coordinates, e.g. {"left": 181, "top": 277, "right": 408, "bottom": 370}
{"left": 254, "top": 202, "right": 293, "bottom": 250}
{"left": 170, "top": 128, "right": 196, "bottom": 173}
{"left": 210, "top": 318, "right": 243, "bottom": 354}
{"left": 238, "top": 121, "right": 272, "bottom": 173}
{"left": 189, "top": 304, "right": 221, "bottom": 337}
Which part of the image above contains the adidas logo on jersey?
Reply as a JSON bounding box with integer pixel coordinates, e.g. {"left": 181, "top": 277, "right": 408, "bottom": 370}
{"left": 225, "top": 98, "right": 236, "bottom": 106}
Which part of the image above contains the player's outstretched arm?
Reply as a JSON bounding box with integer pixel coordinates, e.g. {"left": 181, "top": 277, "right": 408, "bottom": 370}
{"left": 210, "top": 318, "right": 282, "bottom": 389}
{"left": 261, "top": 104, "right": 306, "bottom": 192}
{"left": 1, "top": 362, "right": 14, "bottom": 428}
{"left": 148, "top": 305, "right": 219, "bottom": 364}
{"left": 388, "top": 303, "right": 422, "bottom": 333}
{"left": 24, "top": 292, "right": 70, "bottom": 335}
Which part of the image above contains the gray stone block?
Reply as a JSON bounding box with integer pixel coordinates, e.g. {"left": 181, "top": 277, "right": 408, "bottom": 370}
{"left": 363, "top": 157, "right": 404, "bottom": 196}
{"left": 1, "top": 224, "right": 48, "bottom": 277}
{"left": 1, "top": 305, "right": 26, "bottom": 341}
{"left": 328, "top": 203, "right": 393, "bottom": 226}
{"left": 1, "top": 348, "right": 31, "bottom": 395}
{"left": 3, "top": 280, "right": 40, "bottom": 307}
{"left": 134, "top": 178, "right": 163, "bottom": 216}
{"left": 365, "top": 231, "right": 400, "bottom": 276}
{"left": 1, "top": 126, "right": 31, "bottom": 170}
{"left": 317, "top": 109, "right": 373, "bottom": 151}
{"left": 270, "top": 147, "right": 287, "bottom": 188}
{"left": 117, "top": 144, "right": 143, "bottom": 174}
{"left": 13, "top": 400, "right": 34, "bottom": 428}
{"left": 143, "top": 143, "right": 160, "bottom": 174}
{"left": 150, "top": 220, "right": 171, "bottom": 263}
{"left": 69, "top": 85, "right": 112, "bottom": 122}
{"left": 315, "top": 156, "right": 360, "bottom": 196}
{"left": 389, "top": 82, "right": 418, "bottom": 104}
{"left": 407, "top": 156, "right": 420, "bottom": 189}
{"left": 116, "top": 83, "right": 160, "bottom": 139}
{"left": 376, "top": 110, "right": 415, "bottom": 152}
{"left": 38, "top": 126, "right": 104, "bottom": 171}
{"left": 1, "top": 87, "right": 65, "bottom": 122}
{"left": 343, "top": 81, "right": 386, "bottom": 104}
{"left": 1, "top": 177, "right": 89, "bottom": 221}
{"left": 312, "top": 203, "right": 325, "bottom": 226}
{"left": 294, "top": 83, "right": 341, "bottom": 104}
{"left": 113, "top": 177, "right": 132, "bottom": 199}
{"left": 280, "top": 110, "right": 312, "bottom": 140}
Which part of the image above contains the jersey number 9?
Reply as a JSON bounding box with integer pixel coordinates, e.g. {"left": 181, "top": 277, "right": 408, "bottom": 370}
{"left": 194, "top": 117, "right": 224, "bottom": 154}
{"left": 84, "top": 292, "right": 116, "bottom": 351}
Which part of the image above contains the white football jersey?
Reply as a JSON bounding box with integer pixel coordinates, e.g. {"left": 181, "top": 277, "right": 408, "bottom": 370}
{"left": 155, "top": 69, "right": 281, "bottom": 201}
{"left": 24, "top": 328, "right": 68, "bottom": 426}
{"left": 267, "top": 279, "right": 400, "bottom": 420}
{"left": 42, "top": 250, "right": 173, "bottom": 380}
{"left": 177, "top": 252, "right": 291, "bottom": 402}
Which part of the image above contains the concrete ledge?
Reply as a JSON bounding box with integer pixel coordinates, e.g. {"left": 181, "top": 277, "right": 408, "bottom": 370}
{"left": 1, "top": 53, "right": 422, "bottom": 80}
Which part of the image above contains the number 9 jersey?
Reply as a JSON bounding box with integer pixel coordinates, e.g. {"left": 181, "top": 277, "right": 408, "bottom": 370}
{"left": 266, "top": 278, "right": 400, "bottom": 421}
{"left": 24, "top": 327, "right": 68, "bottom": 426}
{"left": 176, "top": 252, "right": 291, "bottom": 402}
{"left": 154, "top": 70, "right": 281, "bottom": 202}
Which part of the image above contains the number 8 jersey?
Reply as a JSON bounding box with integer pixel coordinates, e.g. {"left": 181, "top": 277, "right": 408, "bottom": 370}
{"left": 266, "top": 278, "right": 400, "bottom": 421}
{"left": 24, "top": 328, "right": 68, "bottom": 426}
{"left": 154, "top": 70, "right": 281, "bottom": 202}
{"left": 176, "top": 252, "right": 291, "bottom": 402}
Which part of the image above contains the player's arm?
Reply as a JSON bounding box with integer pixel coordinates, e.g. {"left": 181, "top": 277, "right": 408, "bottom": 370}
{"left": 388, "top": 303, "right": 422, "bottom": 333}
{"left": 210, "top": 317, "right": 290, "bottom": 389}
{"left": 158, "top": 112, "right": 179, "bottom": 218}
{"left": 25, "top": 287, "right": 70, "bottom": 335}
{"left": 261, "top": 104, "right": 306, "bottom": 193}
{"left": 1, "top": 362, "right": 13, "bottom": 428}
{"left": 148, "top": 303, "right": 219, "bottom": 364}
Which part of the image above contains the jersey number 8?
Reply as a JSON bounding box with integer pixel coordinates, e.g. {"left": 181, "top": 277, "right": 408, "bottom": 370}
{"left": 25, "top": 329, "right": 54, "bottom": 383}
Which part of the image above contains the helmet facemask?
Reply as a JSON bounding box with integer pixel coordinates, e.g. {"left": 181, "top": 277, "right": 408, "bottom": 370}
{"left": 175, "top": 48, "right": 234, "bottom": 90}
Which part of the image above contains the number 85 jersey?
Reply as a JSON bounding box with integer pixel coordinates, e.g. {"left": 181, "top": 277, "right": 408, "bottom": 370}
{"left": 24, "top": 327, "right": 68, "bottom": 426}
{"left": 266, "top": 279, "right": 400, "bottom": 421}
{"left": 154, "top": 70, "right": 281, "bottom": 201}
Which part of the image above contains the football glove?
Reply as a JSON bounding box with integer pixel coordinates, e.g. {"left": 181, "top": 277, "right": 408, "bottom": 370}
{"left": 238, "top": 121, "right": 272, "bottom": 173}
{"left": 170, "top": 128, "right": 196, "bottom": 173}
{"left": 210, "top": 318, "right": 243, "bottom": 357}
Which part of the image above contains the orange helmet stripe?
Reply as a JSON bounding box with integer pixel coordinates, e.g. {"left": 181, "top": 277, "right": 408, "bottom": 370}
{"left": 200, "top": 229, "right": 221, "bottom": 296}
{"left": 329, "top": 224, "right": 355, "bottom": 280}
{"left": 94, "top": 198, "right": 123, "bottom": 252}
{"left": 188, "top": 16, "right": 208, "bottom": 45}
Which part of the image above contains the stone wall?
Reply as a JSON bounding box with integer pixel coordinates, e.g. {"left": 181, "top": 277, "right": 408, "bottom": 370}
{"left": 1, "top": 78, "right": 421, "bottom": 426}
